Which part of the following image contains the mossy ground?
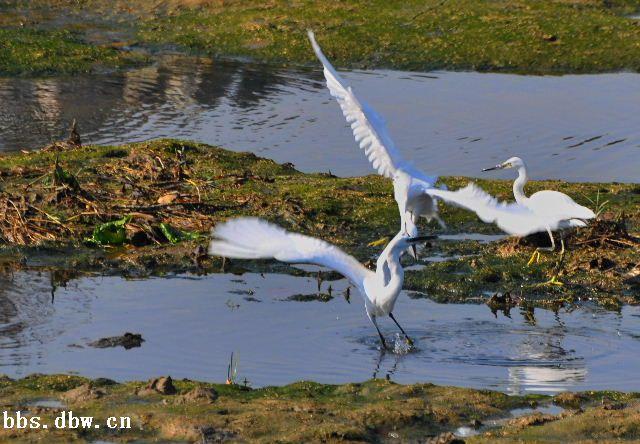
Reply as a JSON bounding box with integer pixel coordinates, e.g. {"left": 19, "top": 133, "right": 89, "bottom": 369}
{"left": 0, "top": 26, "right": 146, "bottom": 76}
{"left": 472, "top": 391, "right": 640, "bottom": 443}
{"left": 0, "top": 139, "right": 637, "bottom": 309}
{"left": 1, "top": 374, "right": 640, "bottom": 443}
{"left": 5, "top": 0, "right": 640, "bottom": 74}
{"left": 0, "top": 373, "right": 548, "bottom": 442}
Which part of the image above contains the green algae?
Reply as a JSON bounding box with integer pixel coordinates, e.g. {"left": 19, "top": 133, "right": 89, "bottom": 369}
{"left": 0, "top": 27, "right": 146, "bottom": 76}
{"left": 135, "top": 0, "right": 640, "bottom": 74}
{"left": 6, "top": 0, "right": 640, "bottom": 74}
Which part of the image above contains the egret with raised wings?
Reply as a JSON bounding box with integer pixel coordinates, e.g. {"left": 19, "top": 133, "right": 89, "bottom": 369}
{"left": 209, "top": 217, "right": 432, "bottom": 349}
{"left": 308, "top": 31, "right": 445, "bottom": 258}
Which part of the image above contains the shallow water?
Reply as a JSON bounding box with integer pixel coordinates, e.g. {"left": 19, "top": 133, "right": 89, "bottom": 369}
{"left": 1, "top": 55, "right": 639, "bottom": 182}
{"left": 2, "top": 270, "right": 640, "bottom": 394}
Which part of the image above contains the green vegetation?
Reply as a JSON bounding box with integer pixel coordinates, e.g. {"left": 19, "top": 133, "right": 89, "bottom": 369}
{"left": 4, "top": 0, "right": 640, "bottom": 74}
{"left": 0, "top": 139, "right": 637, "bottom": 307}
{"left": 0, "top": 28, "right": 145, "bottom": 75}
{"left": 136, "top": 0, "right": 640, "bottom": 73}
{"left": 0, "top": 374, "right": 542, "bottom": 442}
{"left": 1, "top": 373, "right": 639, "bottom": 442}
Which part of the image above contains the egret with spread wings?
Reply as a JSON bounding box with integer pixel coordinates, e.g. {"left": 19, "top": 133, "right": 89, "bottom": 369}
{"left": 308, "top": 31, "right": 445, "bottom": 258}
{"left": 209, "top": 218, "right": 432, "bottom": 349}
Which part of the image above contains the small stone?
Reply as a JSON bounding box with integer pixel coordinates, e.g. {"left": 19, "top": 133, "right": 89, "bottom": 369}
{"left": 180, "top": 386, "right": 218, "bottom": 404}
{"left": 63, "top": 384, "right": 105, "bottom": 403}
{"left": 139, "top": 376, "right": 177, "bottom": 395}
{"left": 88, "top": 332, "right": 144, "bottom": 350}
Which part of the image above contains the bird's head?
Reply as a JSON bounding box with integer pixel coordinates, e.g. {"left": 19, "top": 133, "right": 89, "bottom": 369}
{"left": 482, "top": 156, "right": 525, "bottom": 172}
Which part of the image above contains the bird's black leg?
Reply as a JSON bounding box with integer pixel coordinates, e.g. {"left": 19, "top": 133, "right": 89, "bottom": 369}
{"left": 389, "top": 312, "right": 414, "bottom": 346}
{"left": 371, "top": 316, "right": 388, "bottom": 350}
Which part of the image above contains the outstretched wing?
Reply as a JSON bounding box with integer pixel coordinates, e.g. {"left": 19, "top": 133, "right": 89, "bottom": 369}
{"left": 209, "top": 218, "right": 371, "bottom": 288}
{"left": 308, "top": 31, "right": 435, "bottom": 183}
{"left": 426, "top": 184, "right": 557, "bottom": 236}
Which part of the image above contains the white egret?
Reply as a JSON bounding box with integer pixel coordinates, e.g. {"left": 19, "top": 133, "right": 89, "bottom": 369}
{"left": 308, "top": 31, "right": 446, "bottom": 258}
{"left": 424, "top": 157, "right": 595, "bottom": 284}
{"left": 482, "top": 157, "right": 594, "bottom": 264}
{"left": 209, "top": 217, "right": 433, "bottom": 349}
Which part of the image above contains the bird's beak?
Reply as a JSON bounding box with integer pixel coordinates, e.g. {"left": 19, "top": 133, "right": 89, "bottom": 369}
{"left": 410, "top": 244, "right": 418, "bottom": 260}
{"left": 407, "top": 235, "right": 438, "bottom": 244}
{"left": 482, "top": 164, "right": 503, "bottom": 172}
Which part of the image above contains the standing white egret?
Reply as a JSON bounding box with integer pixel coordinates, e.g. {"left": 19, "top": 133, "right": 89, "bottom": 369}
{"left": 209, "top": 217, "right": 432, "bottom": 349}
{"left": 422, "top": 157, "right": 594, "bottom": 284}
{"left": 482, "top": 157, "right": 595, "bottom": 267}
{"left": 429, "top": 183, "right": 593, "bottom": 285}
{"left": 308, "top": 31, "right": 445, "bottom": 258}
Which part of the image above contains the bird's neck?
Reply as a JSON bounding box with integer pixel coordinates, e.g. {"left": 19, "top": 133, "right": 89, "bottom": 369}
{"left": 377, "top": 238, "right": 405, "bottom": 292}
{"left": 513, "top": 165, "right": 529, "bottom": 204}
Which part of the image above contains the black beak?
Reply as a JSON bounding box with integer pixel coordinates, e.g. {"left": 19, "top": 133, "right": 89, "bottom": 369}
{"left": 482, "top": 165, "right": 501, "bottom": 172}
{"left": 411, "top": 244, "right": 418, "bottom": 260}
{"left": 407, "top": 235, "right": 438, "bottom": 244}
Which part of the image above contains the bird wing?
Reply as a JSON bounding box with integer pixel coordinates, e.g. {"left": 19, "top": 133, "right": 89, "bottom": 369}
{"left": 308, "top": 31, "right": 435, "bottom": 183}
{"left": 526, "top": 190, "right": 595, "bottom": 222}
{"left": 209, "top": 218, "right": 371, "bottom": 289}
{"left": 425, "top": 183, "right": 557, "bottom": 236}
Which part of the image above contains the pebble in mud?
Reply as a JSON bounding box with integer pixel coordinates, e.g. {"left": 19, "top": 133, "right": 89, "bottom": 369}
{"left": 178, "top": 386, "right": 219, "bottom": 404}
{"left": 63, "top": 384, "right": 105, "bottom": 403}
{"left": 138, "top": 376, "right": 177, "bottom": 396}
{"left": 88, "top": 332, "right": 144, "bottom": 349}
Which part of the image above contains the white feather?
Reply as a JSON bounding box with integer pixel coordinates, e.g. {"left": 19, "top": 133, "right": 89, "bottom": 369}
{"left": 308, "top": 30, "right": 410, "bottom": 180}
{"left": 209, "top": 217, "right": 371, "bottom": 290}
{"left": 426, "top": 184, "right": 557, "bottom": 237}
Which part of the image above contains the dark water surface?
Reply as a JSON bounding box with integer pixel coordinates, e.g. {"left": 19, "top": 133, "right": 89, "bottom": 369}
{"left": 2, "top": 270, "right": 640, "bottom": 394}
{"left": 0, "top": 55, "right": 638, "bottom": 182}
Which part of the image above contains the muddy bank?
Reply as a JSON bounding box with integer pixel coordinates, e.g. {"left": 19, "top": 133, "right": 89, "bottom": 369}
{"left": 0, "top": 138, "right": 637, "bottom": 307}
{"left": 0, "top": 373, "right": 638, "bottom": 442}
{"left": 6, "top": 1, "right": 640, "bottom": 74}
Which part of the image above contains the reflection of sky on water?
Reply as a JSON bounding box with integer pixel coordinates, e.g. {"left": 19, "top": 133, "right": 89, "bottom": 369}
{"left": 0, "top": 55, "right": 638, "bottom": 182}
{"left": 0, "top": 270, "right": 638, "bottom": 393}
{"left": 509, "top": 367, "right": 588, "bottom": 394}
